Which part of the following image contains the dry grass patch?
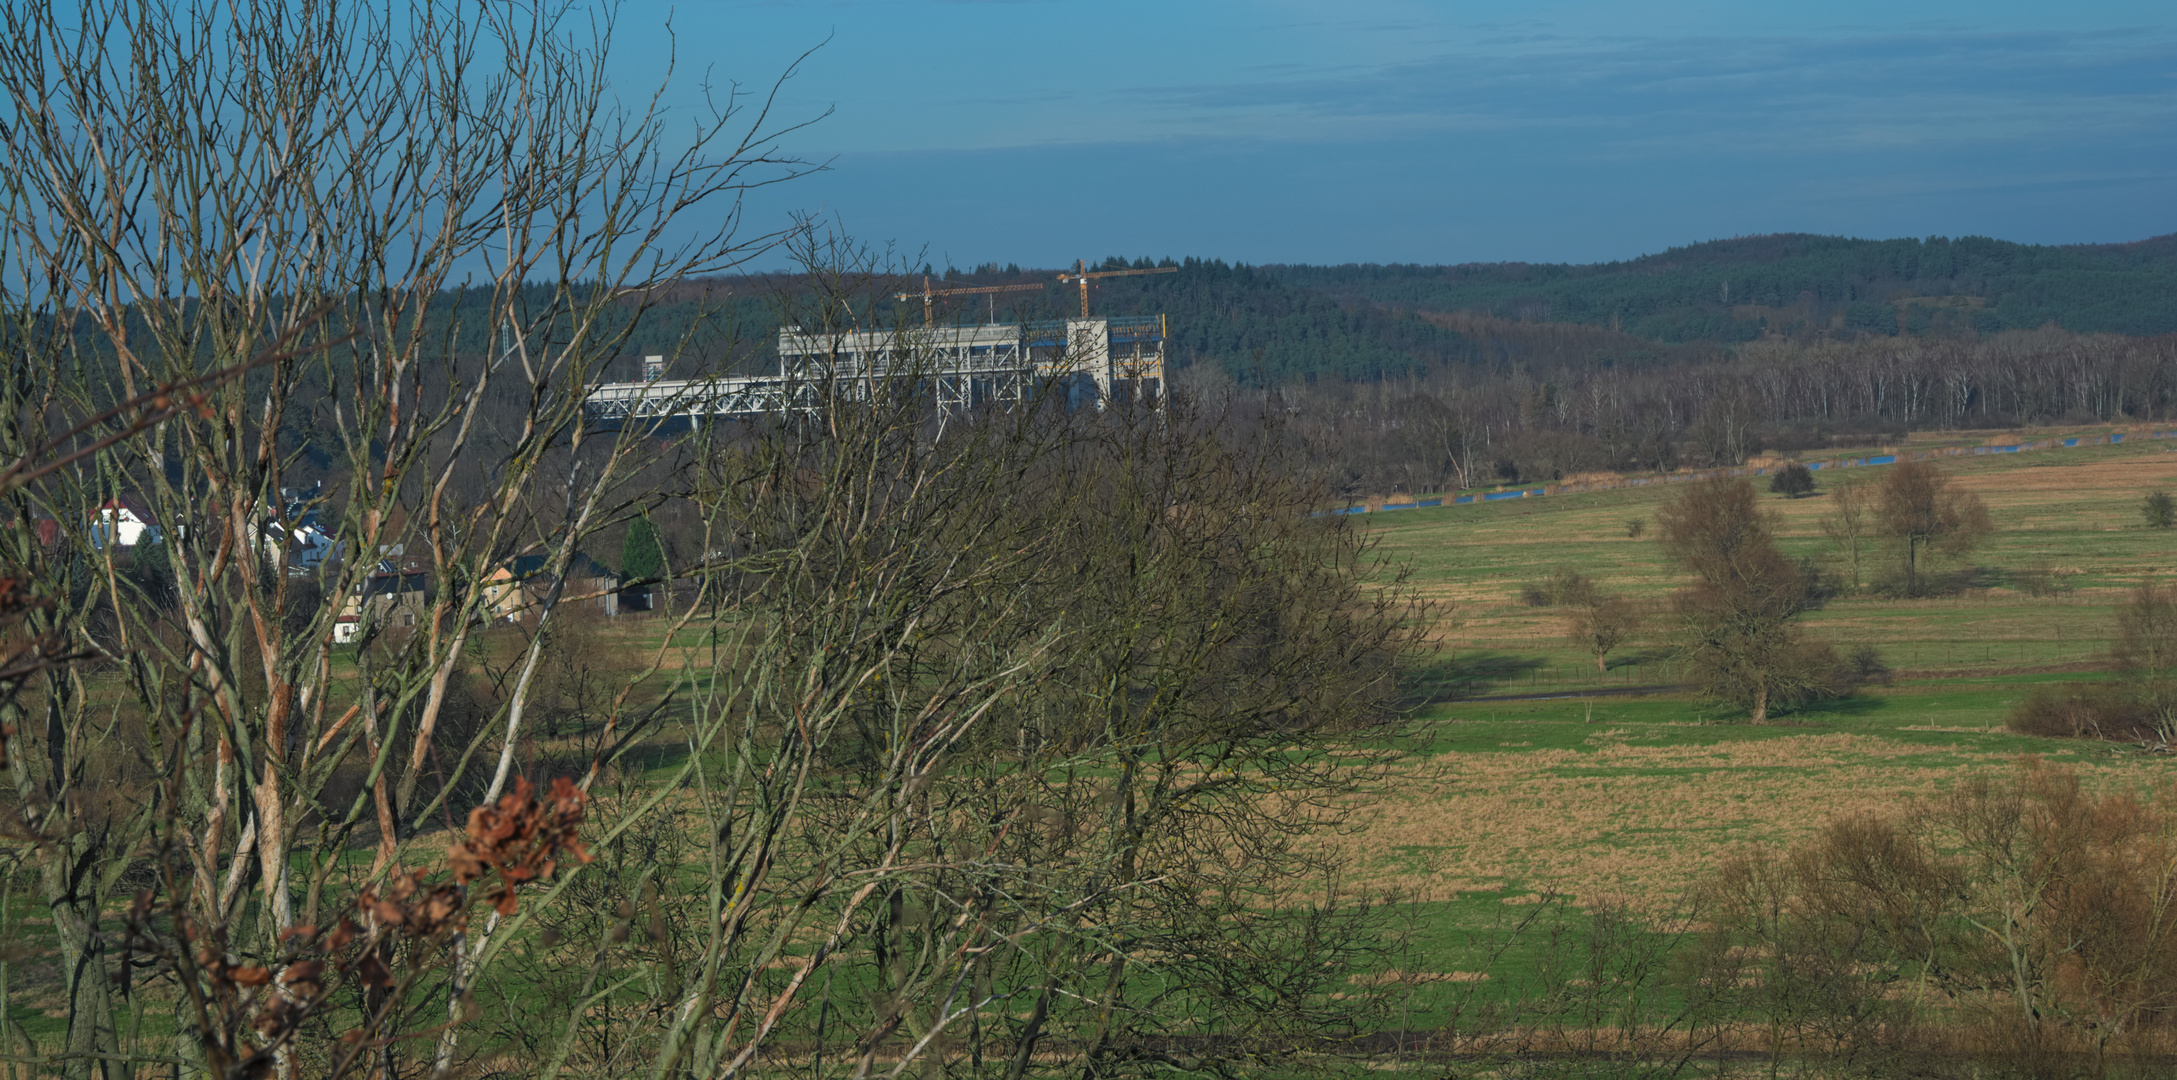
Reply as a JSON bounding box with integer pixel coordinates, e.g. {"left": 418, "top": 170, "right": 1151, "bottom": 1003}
{"left": 1348, "top": 969, "right": 1490, "bottom": 986}
{"left": 1320, "top": 733, "right": 2165, "bottom": 910}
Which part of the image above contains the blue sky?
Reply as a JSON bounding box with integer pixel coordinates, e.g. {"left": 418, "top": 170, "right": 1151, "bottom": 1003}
{"left": 623, "top": 0, "right": 2176, "bottom": 267}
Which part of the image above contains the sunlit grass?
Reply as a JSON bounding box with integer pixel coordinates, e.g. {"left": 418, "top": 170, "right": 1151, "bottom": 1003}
{"left": 1324, "top": 430, "right": 2177, "bottom": 918}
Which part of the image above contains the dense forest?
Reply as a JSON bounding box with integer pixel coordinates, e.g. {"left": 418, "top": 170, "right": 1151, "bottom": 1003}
{"left": 1268, "top": 232, "right": 2177, "bottom": 342}
{"left": 595, "top": 231, "right": 2176, "bottom": 380}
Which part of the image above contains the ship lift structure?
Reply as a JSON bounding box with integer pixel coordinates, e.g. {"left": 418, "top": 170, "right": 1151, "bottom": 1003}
{"left": 584, "top": 263, "right": 1175, "bottom": 425}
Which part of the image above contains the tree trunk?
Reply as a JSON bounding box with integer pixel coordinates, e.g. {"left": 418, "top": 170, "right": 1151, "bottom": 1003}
{"left": 1003, "top": 984, "right": 1055, "bottom": 1080}
{"left": 47, "top": 847, "right": 121, "bottom": 1080}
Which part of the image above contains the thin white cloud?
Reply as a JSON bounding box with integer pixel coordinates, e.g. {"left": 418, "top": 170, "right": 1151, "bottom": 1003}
{"left": 982, "top": 29, "right": 2163, "bottom": 160}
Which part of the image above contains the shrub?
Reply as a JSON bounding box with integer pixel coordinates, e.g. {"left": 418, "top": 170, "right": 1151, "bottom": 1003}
{"left": 2013, "top": 558, "right": 2076, "bottom": 598}
{"left": 1547, "top": 566, "right": 1596, "bottom": 606}
{"left": 1767, "top": 462, "right": 1816, "bottom": 498}
{"left": 124, "top": 538, "right": 174, "bottom": 609}
{"left": 2005, "top": 683, "right": 2157, "bottom": 740}
{"left": 1846, "top": 644, "right": 1891, "bottom": 685}
{"left": 2145, "top": 490, "right": 2175, "bottom": 529}
{"left": 1624, "top": 517, "right": 1646, "bottom": 538}
{"left": 1702, "top": 762, "right": 2177, "bottom": 1077}
{"left": 1521, "top": 566, "right": 1597, "bottom": 608}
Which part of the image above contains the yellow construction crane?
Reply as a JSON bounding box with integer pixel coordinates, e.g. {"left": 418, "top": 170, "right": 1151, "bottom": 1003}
{"left": 894, "top": 275, "right": 1046, "bottom": 326}
{"left": 1057, "top": 260, "right": 1177, "bottom": 318}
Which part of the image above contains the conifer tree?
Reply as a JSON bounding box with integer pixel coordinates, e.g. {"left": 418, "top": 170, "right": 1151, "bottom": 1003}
{"left": 621, "top": 517, "right": 665, "bottom": 611}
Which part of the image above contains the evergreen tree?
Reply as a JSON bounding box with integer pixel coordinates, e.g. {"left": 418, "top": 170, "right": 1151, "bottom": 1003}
{"left": 1769, "top": 463, "right": 1816, "bottom": 498}
{"left": 621, "top": 517, "right": 664, "bottom": 611}
{"left": 621, "top": 517, "right": 664, "bottom": 580}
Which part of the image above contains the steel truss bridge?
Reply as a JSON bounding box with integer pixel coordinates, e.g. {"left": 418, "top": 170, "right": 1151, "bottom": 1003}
{"left": 583, "top": 316, "right": 1167, "bottom": 423}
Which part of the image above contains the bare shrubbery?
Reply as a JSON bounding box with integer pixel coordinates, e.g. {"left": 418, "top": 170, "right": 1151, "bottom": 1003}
{"left": 1700, "top": 760, "right": 2177, "bottom": 1078}
{"left": 529, "top": 610, "right": 614, "bottom": 741}
{"left": 1846, "top": 643, "right": 1893, "bottom": 685}
{"left": 2008, "top": 578, "right": 2177, "bottom": 745}
{"left": 2114, "top": 576, "right": 2177, "bottom": 741}
{"left": 3, "top": 215, "right": 1435, "bottom": 1080}
{"left": 101, "top": 777, "right": 592, "bottom": 1080}
{"left": 2007, "top": 684, "right": 2159, "bottom": 741}
{"left": 13, "top": 2, "right": 1424, "bottom": 1076}
{"left": 2014, "top": 558, "right": 2079, "bottom": 598}
{"left": 1520, "top": 565, "right": 1593, "bottom": 608}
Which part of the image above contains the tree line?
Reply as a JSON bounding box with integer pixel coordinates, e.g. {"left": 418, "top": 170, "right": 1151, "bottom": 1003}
{"left": 120, "top": 256, "right": 2172, "bottom": 508}
{"left": 1269, "top": 327, "right": 2177, "bottom": 496}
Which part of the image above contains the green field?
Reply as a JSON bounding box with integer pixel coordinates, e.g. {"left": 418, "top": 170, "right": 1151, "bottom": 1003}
{"left": 1316, "top": 429, "right": 2177, "bottom": 915}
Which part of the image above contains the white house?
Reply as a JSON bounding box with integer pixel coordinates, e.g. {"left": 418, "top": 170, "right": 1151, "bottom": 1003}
{"left": 92, "top": 497, "right": 160, "bottom": 548}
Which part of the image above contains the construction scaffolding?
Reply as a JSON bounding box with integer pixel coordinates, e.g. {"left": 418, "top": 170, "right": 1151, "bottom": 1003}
{"left": 583, "top": 315, "right": 1167, "bottom": 423}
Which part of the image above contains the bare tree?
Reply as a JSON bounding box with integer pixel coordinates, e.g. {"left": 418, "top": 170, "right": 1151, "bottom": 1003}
{"left": 2114, "top": 576, "right": 2177, "bottom": 742}
{"left": 1874, "top": 461, "right": 1993, "bottom": 597}
{"left": 1568, "top": 592, "right": 1644, "bottom": 674}
{"left": 0, "top": 0, "right": 817, "bottom": 1073}
{"left": 465, "top": 243, "right": 1437, "bottom": 1080}
{"left": 1658, "top": 478, "right": 1838, "bottom": 722}
{"left": 1, "top": 130, "right": 1433, "bottom": 1079}
{"left": 1820, "top": 476, "right": 1874, "bottom": 592}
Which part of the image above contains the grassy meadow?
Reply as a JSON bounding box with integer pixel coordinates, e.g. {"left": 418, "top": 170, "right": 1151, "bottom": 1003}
{"left": 1324, "top": 427, "right": 2177, "bottom": 921}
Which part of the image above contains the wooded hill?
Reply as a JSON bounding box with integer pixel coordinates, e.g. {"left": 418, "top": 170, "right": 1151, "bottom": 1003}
{"left": 614, "top": 232, "right": 2177, "bottom": 386}
{"left": 1269, "top": 232, "right": 2177, "bottom": 343}
{"left": 1067, "top": 232, "right": 2177, "bottom": 375}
